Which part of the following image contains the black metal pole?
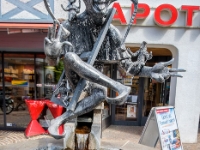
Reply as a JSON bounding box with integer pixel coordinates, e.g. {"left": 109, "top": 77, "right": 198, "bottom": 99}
{"left": 2, "top": 52, "right": 7, "bottom": 128}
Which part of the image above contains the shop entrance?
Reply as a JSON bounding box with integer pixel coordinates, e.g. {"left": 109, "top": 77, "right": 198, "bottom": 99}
{"left": 112, "top": 47, "right": 172, "bottom": 126}
{"left": 140, "top": 48, "right": 172, "bottom": 125}
{"left": 113, "top": 77, "right": 143, "bottom": 125}
{"left": 111, "top": 64, "right": 144, "bottom": 126}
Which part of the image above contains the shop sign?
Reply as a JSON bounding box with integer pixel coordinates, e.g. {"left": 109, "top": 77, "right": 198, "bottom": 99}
{"left": 113, "top": 2, "right": 200, "bottom": 27}
{"left": 139, "top": 106, "right": 183, "bottom": 150}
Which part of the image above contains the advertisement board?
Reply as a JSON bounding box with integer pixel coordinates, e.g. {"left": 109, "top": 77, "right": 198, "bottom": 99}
{"left": 155, "top": 108, "right": 183, "bottom": 150}
{"left": 139, "top": 106, "right": 183, "bottom": 150}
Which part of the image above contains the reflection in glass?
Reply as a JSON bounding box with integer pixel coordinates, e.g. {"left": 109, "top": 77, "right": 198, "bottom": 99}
{"left": 35, "top": 54, "right": 62, "bottom": 100}
{"left": 0, "top": 53, "right": 3, "bottom": 127}
{"left": 4, "top": 54, "right": 34, "bottom": 128}
{"left": 142, "top": 78, "right": 170, "bottom": 117}
{"left": 115, "top": 76, "right": 139, "bottom": 121}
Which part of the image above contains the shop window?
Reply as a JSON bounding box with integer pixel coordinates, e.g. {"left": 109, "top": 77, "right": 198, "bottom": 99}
{"left": 115, "top": 67, "right": 139, "bottom": 121}
{"left": 142, "top": 56, "right": 172, "bottom": 117}
{"left": 35, "top": 54, "right": 64, "bottom": 100}
{"left": 142, "top": 78, "right": 170, "bottom": 117}
{"left": 0, "top": 53, "right": 3, "bottom": 127}
{"left": 4, "top": 53, "right": 34, "bottom": 128}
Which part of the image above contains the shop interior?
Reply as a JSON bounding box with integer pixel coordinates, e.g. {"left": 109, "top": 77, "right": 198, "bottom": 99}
{"left": 0, "top": 53, "right": 55, "bottom": 129}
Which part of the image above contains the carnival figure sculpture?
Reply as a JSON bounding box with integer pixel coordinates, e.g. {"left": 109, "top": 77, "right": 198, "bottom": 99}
{"left": 43, "top": 0, "right": 185, "bottom": 139}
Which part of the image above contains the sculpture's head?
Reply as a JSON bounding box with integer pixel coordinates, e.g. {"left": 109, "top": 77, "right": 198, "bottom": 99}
{"left": 83, "top": 0, "right": 117, "bottom": 19}
{"left": 140, "top": 41, "right": 147, "bottom": 52}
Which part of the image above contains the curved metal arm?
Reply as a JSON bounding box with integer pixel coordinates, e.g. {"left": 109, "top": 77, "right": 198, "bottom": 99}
{"left": 121, "top": 0, "right": 138, "bottom": 47}
{"left": 44, "top": 0, "right": 58, "bottom": 22}
{"left": 44, "top": 0, "right": 70, "bottom": 37}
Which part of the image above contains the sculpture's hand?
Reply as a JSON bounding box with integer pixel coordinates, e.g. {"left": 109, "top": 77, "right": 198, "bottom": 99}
{"left": 150, "top": 58, "right": 186, "bottom": 83}
{"left": 44, "top": 20, "right": 72, "bottom": 66}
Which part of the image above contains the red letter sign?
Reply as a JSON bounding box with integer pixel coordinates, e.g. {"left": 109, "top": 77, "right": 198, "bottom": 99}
{"left": 131, "top": 3, "right": 150, "bottom": 24}
{"left": 154, "top": 4, "right": 178, "bottom": 27}
{"left": 113, "top": 3, "right": 127, "bottom": 24}
{"left": 181, "top": 5, "right": 200, "bottom": 27}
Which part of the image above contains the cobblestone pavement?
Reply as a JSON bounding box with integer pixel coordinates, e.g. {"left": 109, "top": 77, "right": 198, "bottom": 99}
{"left": 0, "top": 125, "right": 199, "bottom": 150}
{"left": 101, "top": 125, "right": 200, "bottom": 150}
{"left": 0, "top": 130, "right": 51, "bottom": 146}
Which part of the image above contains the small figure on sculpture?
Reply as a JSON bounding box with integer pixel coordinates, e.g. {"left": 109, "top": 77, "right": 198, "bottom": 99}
{"left": 53, "top": 78, "right": 72, "bottom": 107}
{"left": 126, "top": 41, "right": 152, "bottom": 73}
{"left": 61, "top": 0, "right": 80, "bottom": 22}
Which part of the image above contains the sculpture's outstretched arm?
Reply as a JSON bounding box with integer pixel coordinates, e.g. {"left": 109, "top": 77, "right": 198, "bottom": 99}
{"left": 120, "top": 58, "right": 185, "bottom": 83}
{"left": 138, "top": 58, "right": 186, "bottom": 83}
{"left": 117, "top": 33, "right": 187, "bottom": 82}
{"left": 121, "top": 56, "right": 186, "bottom": 83}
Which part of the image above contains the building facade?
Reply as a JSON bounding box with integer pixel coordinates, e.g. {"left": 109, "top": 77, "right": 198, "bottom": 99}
{"left": 0, "top": 0, "right": 199, "bottom": 143}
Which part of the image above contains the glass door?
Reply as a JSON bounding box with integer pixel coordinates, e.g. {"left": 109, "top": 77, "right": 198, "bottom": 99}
{"left": 4, "top": 53, "right": 34, "bottom": 128}
{"left": 35, "top": 54, "right": 57, "bottom": 100}
{"left": 112, "top": 65, "right": 143, "bottom": 126}
{"left": 141, "top": 78, "right": 170, "bottom": 125}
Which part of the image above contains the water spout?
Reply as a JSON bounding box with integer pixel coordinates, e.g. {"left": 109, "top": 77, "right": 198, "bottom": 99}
{"left": 75, "top": 133, "right": 89, "bottom": 150}
{"left": 75, "top": 125, "right": 90, "bottom": 150}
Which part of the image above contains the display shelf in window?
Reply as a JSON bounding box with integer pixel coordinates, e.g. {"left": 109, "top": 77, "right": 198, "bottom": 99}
{"left": 22, "top": 73, "right": 35, "bottom": 82}
{"left": 0, "top": 73, "right": 19, "bottom": 82}
{"left": 4, "top": 73, "right": 19, "bottom": 79}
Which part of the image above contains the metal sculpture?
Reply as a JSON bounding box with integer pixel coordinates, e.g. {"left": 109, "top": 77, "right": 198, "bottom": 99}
{"left": 43, "top": 0, "right": 185, "bottom": 139}
{"left": 61, "top": 0, "right": 81, "bottom": 22}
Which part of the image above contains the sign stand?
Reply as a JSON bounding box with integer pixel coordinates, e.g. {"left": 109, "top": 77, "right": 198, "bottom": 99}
{"left": 139, "top": 106, "right": 183, "bottom": 150}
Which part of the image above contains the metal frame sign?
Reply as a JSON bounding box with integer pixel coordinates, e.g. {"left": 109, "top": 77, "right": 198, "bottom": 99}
{"left": 139, "top": 106, "right": 183, "bottom": 150}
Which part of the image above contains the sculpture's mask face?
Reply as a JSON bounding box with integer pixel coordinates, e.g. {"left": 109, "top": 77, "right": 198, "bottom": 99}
{"left": 83, "top": 0, "right": 116, "bottom": 18}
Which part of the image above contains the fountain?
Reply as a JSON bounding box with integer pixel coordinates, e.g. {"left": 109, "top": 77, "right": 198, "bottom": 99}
{"left": 36, "top": 104, "right": 104, "bottom": 150}
{"left": 63, "top": 104, "right": 103, "bottom": 150}
{"left": 40, "top": 0, "right": 185, "bottom": 149}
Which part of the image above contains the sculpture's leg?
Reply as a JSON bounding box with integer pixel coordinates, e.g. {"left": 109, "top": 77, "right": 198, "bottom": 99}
{"left": 48, "top": 84, "right": 106, "bottom": 139}
{"left": 64, "top": 52, "right": 131, "bottom": 105}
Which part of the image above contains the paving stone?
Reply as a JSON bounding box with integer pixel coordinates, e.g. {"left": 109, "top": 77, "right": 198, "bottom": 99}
{"left": 0, "top": 125, "right": 199, "bottom": 150}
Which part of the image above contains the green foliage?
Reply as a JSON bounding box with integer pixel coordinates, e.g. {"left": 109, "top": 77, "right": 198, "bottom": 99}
{"left": 54, "top": 60, "right": 64, "bottom": 82}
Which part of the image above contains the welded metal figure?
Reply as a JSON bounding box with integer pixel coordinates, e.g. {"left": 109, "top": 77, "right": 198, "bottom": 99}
{"left": 43, "top": 0, "right": 185, "bottom": 139}
{"left": 125, "top": 41, "right": 152, "bottom": 73}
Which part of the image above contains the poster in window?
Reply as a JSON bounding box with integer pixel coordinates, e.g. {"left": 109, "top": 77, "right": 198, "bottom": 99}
{"left": 127, "top": 105, "right": 136, "bottom": 118}
{"left": 123, "top": 77, "right": 133, "bottom": 85}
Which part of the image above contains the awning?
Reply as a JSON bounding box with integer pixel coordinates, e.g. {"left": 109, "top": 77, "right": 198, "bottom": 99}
{"left": 0, "top": 23, "right": 53, "bottom": 29}
{"left": 0, "top": 23, "right": 53, "bottom": 34}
